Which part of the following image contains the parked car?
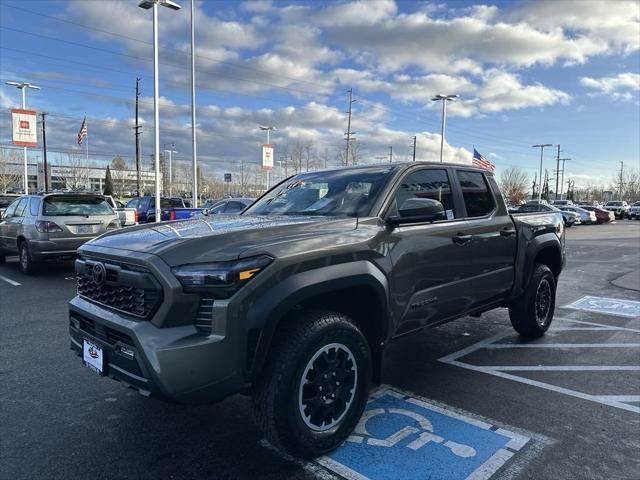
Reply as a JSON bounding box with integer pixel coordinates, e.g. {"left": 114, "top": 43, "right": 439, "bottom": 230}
{"left": 203, "top": 197, "right": 255, "bottom": 215}
{"left": 0, "top": 193, "right": 121, "bottom": 273}
{"left": 125, "top": 196, "right": 202, "bottom": 222}
{"left": 104, "top": 195, "right": 138, "bottom": 227}
{"left": 0, "top": 193, "right": 21, "bottom": 217}
{"left": 516, "top": 202, "right": 578, "bottom": 227}
{"left": 627, "top": 201, "right": 640, "bottom": 220}
{"left": 551, "top": 200, "right": 574, "bottom": 207}
{"left": 558, "top": 206, "right": 597, "bottom": 224}
{"left": 582, "top": 205, "right": 615, "bottom": 223}
{"left": 69, "top": 162, "right": 565, "bottom": 458}
{"left": 603, "top": 201, "right": 629, "bottom": 219}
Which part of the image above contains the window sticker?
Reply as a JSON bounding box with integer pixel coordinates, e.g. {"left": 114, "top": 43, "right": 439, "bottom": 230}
{"left": 446, "top": 209, "right": 454, "bottom": 220}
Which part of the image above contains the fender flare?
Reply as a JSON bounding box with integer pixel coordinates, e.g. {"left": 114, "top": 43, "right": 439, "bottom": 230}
{"left": 245, "top": 260, "right": 389, "bottom": 379}
{"left": 511, "top": 233, "right": 562, "bottom": 299}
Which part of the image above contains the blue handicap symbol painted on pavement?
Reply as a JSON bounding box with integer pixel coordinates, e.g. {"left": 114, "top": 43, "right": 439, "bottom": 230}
{"left": 319, "top": 387, "right": 528, "bottom": 480}
{"left": 566, "top": 295, "right": 640, "bottom": 318}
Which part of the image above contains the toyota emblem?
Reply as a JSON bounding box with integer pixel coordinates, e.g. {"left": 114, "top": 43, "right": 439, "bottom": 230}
{"left": 92, "top": 262, "right": 107, "bottom": 286}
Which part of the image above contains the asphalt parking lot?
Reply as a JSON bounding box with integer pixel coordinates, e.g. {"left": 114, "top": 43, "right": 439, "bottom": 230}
{"left": 1, "top": 221, "right": 639, "bottom": 480}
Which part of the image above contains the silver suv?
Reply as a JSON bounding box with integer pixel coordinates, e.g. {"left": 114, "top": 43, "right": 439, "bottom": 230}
{"left": 0, "top": 193, "right": 120, "bottom": 273}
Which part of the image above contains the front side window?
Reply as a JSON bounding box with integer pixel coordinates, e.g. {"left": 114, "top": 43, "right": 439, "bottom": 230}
{"left": 224, "top": 201, "right": 246, "bottom": 213}
{"left": 43, "top": 196, "right": 114, "bottom": 216}
{"left": 391, "top": 168, "right": 455, "bottom": 218}
{"left": 457, "top": 171, "right": 495, "bottom": 217}
{"left": 246, "top": 167, "right": 393, "bottom": 217}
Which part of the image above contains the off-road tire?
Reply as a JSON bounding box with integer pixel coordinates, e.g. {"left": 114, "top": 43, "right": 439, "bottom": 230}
{"left": 19, "top": 241, "right": 37, "bottom": 274}
{"left": 252, "top": 310, "right": 371, "bottom": 458}
{"left": 509, "top": 264, "right": 556, "bottom": 338}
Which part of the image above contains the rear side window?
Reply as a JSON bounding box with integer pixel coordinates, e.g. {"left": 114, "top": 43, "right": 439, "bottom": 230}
{"left": 43, "top": 196, "right": 114, "bottom": 216}
{"left": 394, "top": 169, "right": 456, "bottom": 218}
{"left": 29, "top": 197, "right": 41, "bottom": 216}
{"left": 126, "top": 198, "right": 139, "bottom": 209}
{"left": 457, "top": 171, "right": 495, "bottom": 218}
{"left": 14, "top": 198, "right": 29, "bottom": 217}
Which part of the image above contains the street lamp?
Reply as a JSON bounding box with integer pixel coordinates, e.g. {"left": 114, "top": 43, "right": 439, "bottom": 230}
{"left": 259, "top": 125, "right": 275, "bottom": 189}
{"left": 138, "top": 0, "right": 182, "bottom": 222}
{"left": 163, "top": 142, "right": 176, "bottom": 196}
{"left": 431, "top": 94, "right": 458, "bottom": 163}
{"left": 6, "top": 81, "right": 40, "bottom": 194}
{"left": 189, "top": 0, "right": 198, "bottom": 208}
{"left": 532, "top": 144, "right": 553, "bottom": 202}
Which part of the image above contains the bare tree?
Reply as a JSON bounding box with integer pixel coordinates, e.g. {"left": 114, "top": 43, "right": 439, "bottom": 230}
{"left": 64, "top": 154, "right": 90, "bottom": 191}
{"left": 0, "top": 149, "right": 23, "bottom": 193}
{"left": 110, "top": 155, "right": 128, "bottom": 196}
{"left": 499, "top": 166, "right": 529, "bottom": 205}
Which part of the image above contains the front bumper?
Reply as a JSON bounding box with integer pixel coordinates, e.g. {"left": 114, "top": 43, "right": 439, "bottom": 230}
{"left": 69, "top": 296, "right": 247, "bottom": 403}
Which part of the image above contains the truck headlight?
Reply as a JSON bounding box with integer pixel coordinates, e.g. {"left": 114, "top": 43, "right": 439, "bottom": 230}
{"left": 172, "top": 255, "right": 273, "bottom": 297}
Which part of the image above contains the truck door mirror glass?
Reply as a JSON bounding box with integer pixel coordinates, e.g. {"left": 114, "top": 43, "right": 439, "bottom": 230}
{"left": 389, "top": 198, "right": 446, "bottom": 225}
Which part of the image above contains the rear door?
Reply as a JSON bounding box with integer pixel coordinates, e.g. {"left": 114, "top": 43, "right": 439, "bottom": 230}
{"left": 448, "top": 169, "right": 517, "bottom": 309}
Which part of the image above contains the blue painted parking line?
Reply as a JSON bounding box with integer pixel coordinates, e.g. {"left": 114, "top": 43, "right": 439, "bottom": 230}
{"left": 317, "top": 386, "right": 529, "bottom": 480}
{"left": 564, "top": 295, "right": 640, "bottom": 318}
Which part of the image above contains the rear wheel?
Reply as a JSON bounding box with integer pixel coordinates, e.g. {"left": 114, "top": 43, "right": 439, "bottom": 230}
{"left": 19, "top": 241, "right": 37, "bottom": 274}
{"left": 509, "top": 264, "right": 556, "bottom": 338}
{"left": 252, "top": 310, "right": 371, "bottom": 458}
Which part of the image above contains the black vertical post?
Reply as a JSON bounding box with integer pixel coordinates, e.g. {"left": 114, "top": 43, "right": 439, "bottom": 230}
{"left": 412, "top": 136, "right": 417, "bottom": 162}
{"left": 135, "top": 77, "right": 141, "bottom": 196}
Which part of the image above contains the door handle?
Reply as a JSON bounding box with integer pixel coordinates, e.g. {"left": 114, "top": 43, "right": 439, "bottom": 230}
{"left": 500, "top": 228, "right": 516, "bottom": 237}
{"left": 452, "top": 233, "right": 473, "bottom": 245}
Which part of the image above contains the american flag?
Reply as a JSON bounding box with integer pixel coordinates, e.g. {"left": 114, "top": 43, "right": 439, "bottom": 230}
{"left": 77, "top": 116, "right": 87, "bottom": 145}
{"left": 472, "top": 148, "right": 495, "bottom": 171}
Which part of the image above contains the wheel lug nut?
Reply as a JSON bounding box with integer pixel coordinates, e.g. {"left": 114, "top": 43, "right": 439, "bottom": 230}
{"left": 336, "top": 381, "right": 340, "bottom": 386}
{"left": 319, "top": 386, "right": 323, "bottom": 391}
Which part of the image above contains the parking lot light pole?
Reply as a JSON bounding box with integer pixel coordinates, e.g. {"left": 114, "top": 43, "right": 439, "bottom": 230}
{"left": 559, "top": 158, "right": 571, "bottom": 200}
{"left": 163, "top": 142, "right": 175, "bottom": 196}
{"left": 190, "top": 0, "right": 198, "bottom": 208}
{"left": 139, "top": 0, "right": 182, "bottom": 222}
{"left": 5, "top": 81, "right": 40, "bottom": 194}
{"left": 532, "top": 144, "right": 552, "bottom": 202}
{"left": 431, "top": 94, "right": 458, "bottom": 163}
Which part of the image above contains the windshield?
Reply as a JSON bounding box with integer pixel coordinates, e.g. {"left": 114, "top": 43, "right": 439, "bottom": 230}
{"left": 606, "top": 202, "right": 622, "bottom": 206}
{"left": 245, "top": 167, "right": 394, "bottom": 217}
{"left": 43, "top": 196, "right": 114, "bottom": 216}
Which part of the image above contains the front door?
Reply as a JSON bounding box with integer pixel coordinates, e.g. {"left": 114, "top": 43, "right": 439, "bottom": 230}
{"left": 386, "top": 167, "right": 469, "bottom": 336}
{"left": 0, "top": 198, "right": 28, "bottom": 254}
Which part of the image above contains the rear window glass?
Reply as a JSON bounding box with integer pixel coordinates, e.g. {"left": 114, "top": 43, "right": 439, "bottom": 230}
{"left": 43, "top": 196, "right": 114, "bottom": 216}
{"left": 457, "top": 171, "right": 495, "bottom": 217}
{"left": 150, "top": 198, "right": 184, "bottom": 208}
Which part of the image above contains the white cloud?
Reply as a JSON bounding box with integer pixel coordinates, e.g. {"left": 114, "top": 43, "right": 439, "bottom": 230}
{"left": 580, "top": 73, "right": 640, "bottom": 101}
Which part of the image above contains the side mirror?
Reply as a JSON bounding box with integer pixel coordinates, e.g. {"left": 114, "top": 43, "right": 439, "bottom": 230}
{"left": 388, "top": 198, "right": 446, "bottom": 226}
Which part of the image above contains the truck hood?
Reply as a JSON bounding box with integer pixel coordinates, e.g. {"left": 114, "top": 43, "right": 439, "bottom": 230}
{"left": 82, "top": 215, "right": 358, "bottom": 265}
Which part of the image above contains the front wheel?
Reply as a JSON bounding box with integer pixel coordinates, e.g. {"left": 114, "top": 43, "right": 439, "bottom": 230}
{"left": 509, "top": 264, "right": 556, "bottom": 338}
{"left": 252, "top": 310, "right": 371, "bottom": 458}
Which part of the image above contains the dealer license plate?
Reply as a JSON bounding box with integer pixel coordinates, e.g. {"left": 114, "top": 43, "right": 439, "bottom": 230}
{"left": 83, "top": 339, "right": 103, "bottom": 375}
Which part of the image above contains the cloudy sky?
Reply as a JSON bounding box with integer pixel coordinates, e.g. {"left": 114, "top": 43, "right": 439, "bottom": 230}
{"left": 0, "top": 0, "right": 638, "bottom": 187}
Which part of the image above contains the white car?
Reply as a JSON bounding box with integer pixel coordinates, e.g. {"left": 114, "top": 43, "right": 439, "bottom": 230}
{"left": 559, "top": 206, "right": 597, "bottom": 224}
{"left": 627, "top": 201, "right": 640, "bottom": 220}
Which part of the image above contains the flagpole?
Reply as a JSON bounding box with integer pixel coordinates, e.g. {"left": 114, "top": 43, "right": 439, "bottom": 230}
{"left": 85, "top": 116, "right": 89, "bottom": 164}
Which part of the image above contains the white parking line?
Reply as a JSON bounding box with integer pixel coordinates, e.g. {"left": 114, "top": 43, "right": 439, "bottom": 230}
{"left": 0, "top": 274, "right": 21, "bottom": 286}
{"left": 439, "top": 317, "right": 640, "bottom": 414}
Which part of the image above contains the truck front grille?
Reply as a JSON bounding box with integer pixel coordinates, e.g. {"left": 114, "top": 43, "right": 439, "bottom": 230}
{"left": 76, "top": 258, "right": 162, "bottom": 319}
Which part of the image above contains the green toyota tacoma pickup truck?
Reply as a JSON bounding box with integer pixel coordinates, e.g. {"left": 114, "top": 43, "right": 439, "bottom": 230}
{"left": 69, "top": 162, "right": 565, "bottom": 458}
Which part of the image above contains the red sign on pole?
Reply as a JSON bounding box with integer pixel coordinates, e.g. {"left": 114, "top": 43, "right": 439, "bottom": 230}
{"left": 11, "top": 108, "right": 38, "bottom": 147}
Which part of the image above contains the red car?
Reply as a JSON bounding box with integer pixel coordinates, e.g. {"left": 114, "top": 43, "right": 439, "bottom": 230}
{"left": 583, "top": 206, "right": 615, "bottom": 224}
